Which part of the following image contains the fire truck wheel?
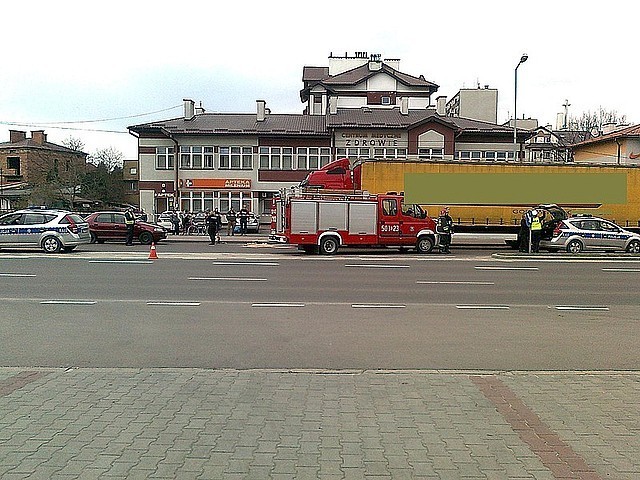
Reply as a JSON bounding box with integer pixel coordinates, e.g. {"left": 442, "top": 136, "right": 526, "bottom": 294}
{"left": 416, "top": 236, "right": 434, "bottom": 254}
{"left": 319, "top": 236, "right": 339, "bottom": 255}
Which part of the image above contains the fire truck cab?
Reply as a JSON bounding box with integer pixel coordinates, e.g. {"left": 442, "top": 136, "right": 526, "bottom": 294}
{"left": 270, "top": 190, "right": 438, "bottom": 254}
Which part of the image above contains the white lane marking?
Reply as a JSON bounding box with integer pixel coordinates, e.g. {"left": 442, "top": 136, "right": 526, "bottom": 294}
{"left": 251, "top": 303, "right": 305, "bottom": 308}
{"left": 456, "top": 305, "right": 510, "bottom": 310}
{"left": 212, "top": 261, "right": 279, "bottom": 266}
{"left": 351, "top": 304, "right": 406, "bottom": 309}
{"left": 417, "top": 281, "right": 495, "bottom": 285}
{"left": 147, "top": 302, "right": 201, "bottom": 307}
{"left": 0, "top": 273, "right": 36, "bottom": 277}
{"left": 555, "top": 305, "right": 609, "bottom": 311}
{"left": 89, "top": 260, "right": 154, "bottom": 264}
{"left": 40, "top": 300, "right": 96, "bottom": 305}
{"left": 602, "top": 268, "right": 640, "bottom": 272}
{"left": 188, "top": 277, "right": 268, "bottom": 281}
{"left": 475, "top": 266, "right": 538, "bottom": 271}
{"left": 345, "top": 264, "right": 410, "bottom": 269}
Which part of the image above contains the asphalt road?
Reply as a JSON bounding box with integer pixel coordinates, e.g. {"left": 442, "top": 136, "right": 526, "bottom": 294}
{"left": 1, "top": 239, "right": 638, "bottom": 371}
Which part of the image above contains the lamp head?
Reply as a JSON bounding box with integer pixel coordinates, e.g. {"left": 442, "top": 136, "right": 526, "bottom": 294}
{"left": 520, "top": 54, "right": 528, "bottom": 64}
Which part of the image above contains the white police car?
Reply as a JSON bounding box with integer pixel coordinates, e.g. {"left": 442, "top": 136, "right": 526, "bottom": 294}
{"left": 541, "top": 215, "right": 640, "bottom": 253}
{"left": 0, "top": 208, "right": 91, "bottom": 253}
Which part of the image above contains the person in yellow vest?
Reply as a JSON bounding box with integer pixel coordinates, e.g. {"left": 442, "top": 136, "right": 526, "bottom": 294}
{"left": 530, "top": 209, "right": 543, "bottom": 253}
{"left": 124, "top": 207, "right": 136, "bottom": 246}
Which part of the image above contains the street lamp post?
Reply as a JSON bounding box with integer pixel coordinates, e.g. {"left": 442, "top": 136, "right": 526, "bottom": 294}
{"left": 513, "top": 53, "right": 528, "bottom": 162}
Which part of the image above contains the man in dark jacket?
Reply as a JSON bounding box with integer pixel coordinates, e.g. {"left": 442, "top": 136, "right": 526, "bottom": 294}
{"left": 238, "top": 207, "right": 249, "bottom": 235}
{"left": 437, "top": 207, "right": 453, "bottom": 253}
{"left": 206, "top": 210, "right": 221, "bottom": 245}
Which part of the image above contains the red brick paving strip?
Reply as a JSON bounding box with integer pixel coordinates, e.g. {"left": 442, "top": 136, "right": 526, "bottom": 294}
{"left": 0, "top": 371, "right": 48, "bottom": 397}
{"left": 471, "top": 375, "right": 602, "bottom": 480}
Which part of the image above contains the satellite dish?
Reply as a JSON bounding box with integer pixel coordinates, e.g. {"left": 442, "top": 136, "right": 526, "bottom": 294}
{"left": 590, "top": 128, "right": 600, "bottom": 137}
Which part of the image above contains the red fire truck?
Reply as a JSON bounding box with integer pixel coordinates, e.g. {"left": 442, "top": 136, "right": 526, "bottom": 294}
{"left": 270, "top": 189, "right": 438, "bottom": 254}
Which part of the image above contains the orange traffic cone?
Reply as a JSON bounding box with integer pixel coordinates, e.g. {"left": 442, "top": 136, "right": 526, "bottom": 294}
{"left": 148, "top": 242, "right": 158, "bottom": 259}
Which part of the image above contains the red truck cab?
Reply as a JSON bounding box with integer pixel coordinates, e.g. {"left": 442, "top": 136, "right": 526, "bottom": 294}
{"left": 300, "top": 158, "right": 354, "bottom": 190}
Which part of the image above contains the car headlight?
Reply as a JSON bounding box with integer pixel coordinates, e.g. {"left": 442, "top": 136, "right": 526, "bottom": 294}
{"left": 154, "top": 227, "right": 164, "bottom": 232}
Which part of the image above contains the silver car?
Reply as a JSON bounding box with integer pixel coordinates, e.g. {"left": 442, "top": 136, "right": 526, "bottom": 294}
{"left": 541, "top": 215, "right": 640, "bottom": 253}
{"left": 0, "top": 208, "right": 91, "bottom": 253}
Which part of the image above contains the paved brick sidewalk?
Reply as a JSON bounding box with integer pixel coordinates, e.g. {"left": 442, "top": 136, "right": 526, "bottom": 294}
{"left": 0, "top": 368, "right": 638, "bottom": 479}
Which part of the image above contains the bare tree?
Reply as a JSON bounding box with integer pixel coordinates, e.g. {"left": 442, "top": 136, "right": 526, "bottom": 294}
{"left": 88, "top": 147, "right": 123, "bottom": 172}
{"left": 568, "top": 107, "right": 627, "bottom": 134}
{"left": 61, "top": 136, "right": 86, "bottom": 152}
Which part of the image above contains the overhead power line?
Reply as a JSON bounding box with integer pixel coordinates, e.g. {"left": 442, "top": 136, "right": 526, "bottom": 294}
{"left": 0, "top": 104, "right": 183, "bottom": 133}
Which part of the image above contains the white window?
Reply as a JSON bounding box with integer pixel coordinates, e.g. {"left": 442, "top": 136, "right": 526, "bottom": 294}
{"left": 259, "top": 147, "right": 294, "bottom": 170}
{"left": 381, "top": 96, "right": 391, "bottom": 105}
{"left": 129, "top": 167, "right": 137, "bottom": 175}
{"left": 418, "top": 148, "right": 443, "bottom": 160}
{"left": 180, "top": 146, "right": 205, "bottom": 169}
{"left": 374, "top": 148, "right": 407, "bottom": 159}
{"left": 335, "top": 147, "right": 370, "bottom": 162}
{"left": 297, "top": 147, "right": 331, "bottom": 169}
{"left": 204, "top": 147, "right": 215, "bottom": 169}
{"left": 485, "top": 151, "right": 496, "bottom": 161}
{"left": 220, "top": 146, "right": 253, "bottom": 170}
{"left": 155, "top": 146, "right": 174, "bottom": 170}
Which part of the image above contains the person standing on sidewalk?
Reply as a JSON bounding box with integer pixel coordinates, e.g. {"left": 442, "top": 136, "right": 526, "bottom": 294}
{"left": 238, "top": 206, "right": 249, "bottom": 235}
{"left": 124, "top": 207, "right": 135, "bottom": 246}
{"left": 226, "top": 208, "right": 237, "bottom": 236}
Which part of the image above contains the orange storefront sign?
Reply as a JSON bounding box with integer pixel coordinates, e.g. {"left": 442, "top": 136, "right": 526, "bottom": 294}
{"left": 184, "top": 179, "right": 251, "bottom": 189}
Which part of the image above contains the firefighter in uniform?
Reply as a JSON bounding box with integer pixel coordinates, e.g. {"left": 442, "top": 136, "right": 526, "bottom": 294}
{"left": 437, "top": 207, "right": 453, "bottom": 253}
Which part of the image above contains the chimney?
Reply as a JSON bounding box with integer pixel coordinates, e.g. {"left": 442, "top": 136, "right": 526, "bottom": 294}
{"left": 183, "top": 98, "right": 195, "bottom": 120}
{"left": 9, "top": 130, "right": 27, "bottom": 143}
{"left": 329, "top": 97, "right": 337, "bottom": 115}
{"left": 31, "top": 130, "right": 47, "bottom": 145}
{"left": 400, "top": 97, "right": 409, "bottom": 115}
{"left": 556, "top": 112, "right": 565, "bottom": 130}
{"left": 256, "top": 100, "right": 266, "bottom": 122}
{"left": 195, "top": 101, "right": 206, "bottom": 115}
{"left": 436, "top": 96, "right": 447, "bottom": 116}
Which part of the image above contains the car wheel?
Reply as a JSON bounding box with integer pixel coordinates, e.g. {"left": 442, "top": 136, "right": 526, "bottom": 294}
{"left": 42, "top": 236, "right": 62, "bottom": 253}
{"left": 416, "top": 236, "right": 434, "bottom": 254}
{"left": 566, "top": 239, "right": 583, "bottom": 253}
{"left": 626, "top": 239, "right": 640, "bottom": 253}
{"left": 139, "top": 231, "right": 153, "bottom": 245}
{"left": 90, "top": 232, "right": 98, "bottom": 244}
{"left": 319, "top": 236, "right": 339, "bottom": 255}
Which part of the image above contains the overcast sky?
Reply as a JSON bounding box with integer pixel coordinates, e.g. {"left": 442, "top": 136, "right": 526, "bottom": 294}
{"left": 2, "top": 0, "right": 638, "bottom": 159}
